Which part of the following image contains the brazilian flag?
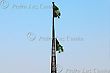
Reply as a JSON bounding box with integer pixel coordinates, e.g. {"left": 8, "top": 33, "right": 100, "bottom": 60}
{"left": 56, "top": 39, "right": 64, "bottom": 53}
{"left": 53, "top": 4, "right": 61, "bottom": 18}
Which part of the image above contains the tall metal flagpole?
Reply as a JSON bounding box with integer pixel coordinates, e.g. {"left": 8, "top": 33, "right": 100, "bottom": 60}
{"left": 51, "top": 2, "right": 57, "bottom": 73}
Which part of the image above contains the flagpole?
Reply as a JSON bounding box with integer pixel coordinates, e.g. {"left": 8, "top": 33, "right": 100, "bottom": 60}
{"left": 51, "top": 2, "right": 57, "bottom": 73}
{"left": 52, "top": 2, "right": 55, "bottom": 39}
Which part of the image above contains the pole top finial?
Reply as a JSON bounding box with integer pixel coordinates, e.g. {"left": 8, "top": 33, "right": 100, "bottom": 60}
{"left": 52, "top": 2, "right": 54, "bottom": 4}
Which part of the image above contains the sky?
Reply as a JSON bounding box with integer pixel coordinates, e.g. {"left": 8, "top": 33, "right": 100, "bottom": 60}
{"left": 0, "top": 0, "right": 110, "bottom": 73}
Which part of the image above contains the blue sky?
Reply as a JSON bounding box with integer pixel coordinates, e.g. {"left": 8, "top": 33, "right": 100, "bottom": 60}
{"left": 0, "top": 0, "right": 110, "bottom": 73}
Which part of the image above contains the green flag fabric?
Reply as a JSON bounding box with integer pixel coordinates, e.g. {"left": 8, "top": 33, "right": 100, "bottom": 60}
{"left": 56, "top": 38, "right": 64, "bottom": 53}
{"left": 53, "top": 4, "right": 61, "bottom": 18}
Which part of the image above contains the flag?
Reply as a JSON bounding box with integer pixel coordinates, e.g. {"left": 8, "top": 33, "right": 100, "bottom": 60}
{"left": 53, "top": 4, "right": 61, "bottom": 18}
{"left": 56, "top": 38, "right": 64, "bottom": 53}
